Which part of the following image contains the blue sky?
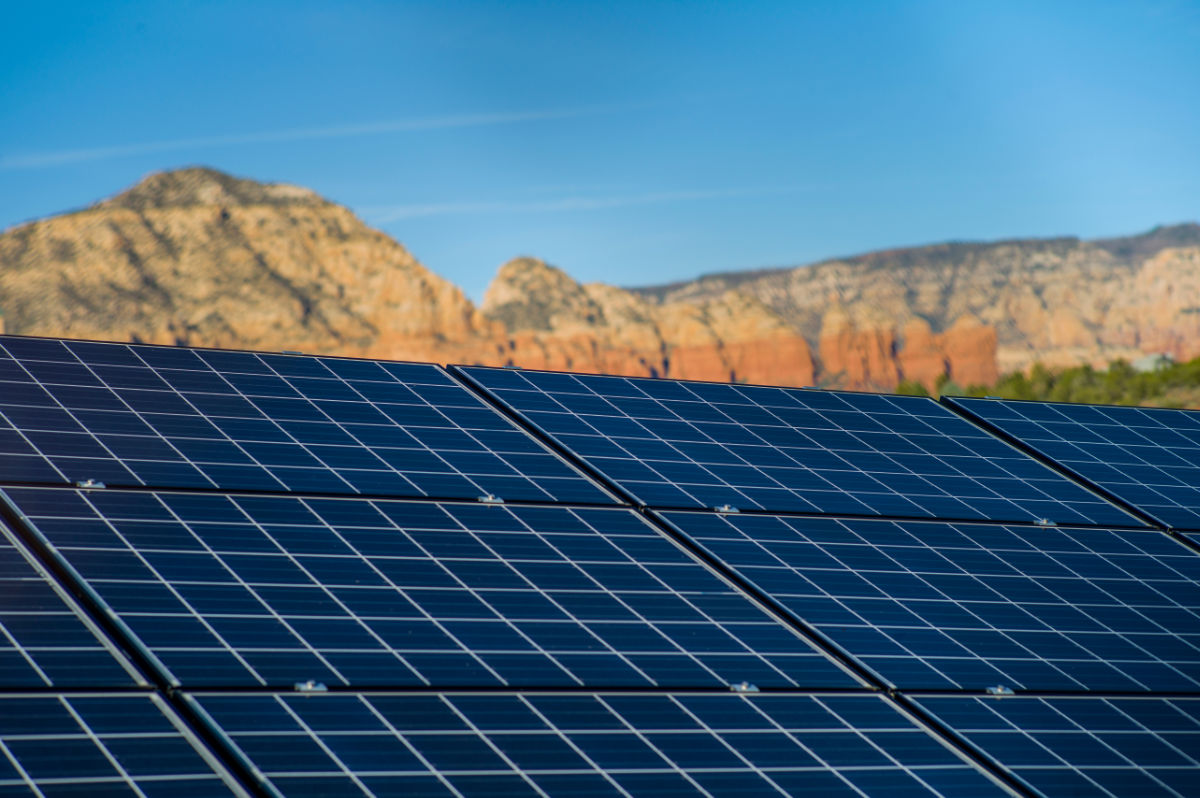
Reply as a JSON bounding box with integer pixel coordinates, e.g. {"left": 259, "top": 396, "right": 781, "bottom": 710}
{"left": 3, "top": 1, "right": 1198, "bottom": 301}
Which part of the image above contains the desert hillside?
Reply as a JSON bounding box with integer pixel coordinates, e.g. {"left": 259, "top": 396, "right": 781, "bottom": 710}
{"left": 3, "top": 167, "right": 1198, "bottom": 390}
{"left": 635, "top": 225, "right": 1200, "bottom": 383}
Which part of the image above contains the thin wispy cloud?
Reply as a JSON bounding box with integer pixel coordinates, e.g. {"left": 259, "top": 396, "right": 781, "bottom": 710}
{"left": 0, "top": 106, "right": 620, "bottom": 170}
{"left": 364, "top": 186, "right": 807, "bottom": 223}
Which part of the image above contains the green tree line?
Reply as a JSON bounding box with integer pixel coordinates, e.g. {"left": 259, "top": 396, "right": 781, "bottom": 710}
{"left": 896, "top": 356, "right": 1200, "bottom": 408}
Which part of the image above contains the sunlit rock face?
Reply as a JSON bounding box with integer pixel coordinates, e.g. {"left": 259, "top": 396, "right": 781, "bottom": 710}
{"left": 634, "top": 224, "right": 1200, "bottom": 388}
{"left": 3, "top": 167, "right": 1197, "bottom": 390}
{"left": 0, "top": 167, "right": 505, "bottom": 365}
{"left": 482, "top": 257, "right": 815, "bottom": 385}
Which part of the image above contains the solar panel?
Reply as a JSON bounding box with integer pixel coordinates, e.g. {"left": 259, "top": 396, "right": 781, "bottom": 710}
{"left": 659, "top": 511, "right": 1200, "bottom": 692}
{"left": 950, "top": 397, "right": 1200, "bottom": 531}
{"left": 1, "top": 486, "right": 858, "bottom": 689}
{"left": 458, "top": 366, "right": 1137, "bottom": 526}
{"left": 915, "top": 694, "right": 1200, "bottom": 797}
{"left": 0, "top": 693, "right": 246, "bottom": 796}
{"left": 9, "top": 337, "right": 1200, "bottom": 794}
{"left": 190, "top": 691, "right": 1008, "bottom": 797}
{"left": 0, "top": 516, "right": 141, "bottom": 687}
{"left": 0, "top": 336, "right": 612, "bottom": 504}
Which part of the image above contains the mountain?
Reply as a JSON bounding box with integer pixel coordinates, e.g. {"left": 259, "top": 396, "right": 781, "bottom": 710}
{"left": 633, "top": 225, "right": 1200, "bottom": 385}
{"left": 3, "top": 167, "right": 1199, "bottom": 390}
{"left": 480, "top": 257, "right": 818, "bottom": 385}
{"left": 0, "top": 167, "right": 500, "bottom": 363}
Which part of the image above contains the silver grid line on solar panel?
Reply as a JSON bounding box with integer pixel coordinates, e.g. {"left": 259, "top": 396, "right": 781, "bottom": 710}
{"left": 12, "top": 336, "right": 1200, "bottom": 796}
{"left": 0, "top": 486, "right": 863, "bottom": 691}
{"left": 0, "top": 511, "right": 146, "bottom": 688}
{"left": 6, "top": 482, "right": 1036, "bottom": 796}
{"left": 0, "top": 692, "right": 250, "bottom": 797}
{"left": 655, "top": 510, "right": 1200, "bottom": 693}
{"left": 454, "top": 365, "right": 1141, "bottom": 527}
{"left": 1, "top": 489, "right": 188, "bottom": 693}
{"left": 186, "top": 690, "right": 1015, "bottom": 797}
{"left": 0, "top": 336, "right": 616, "bottom": 505}
{"left": 913, "top": 694, "right": 1200, "bottom": 798}
{"left": 948, "top": 396, "right": 1200, "bottom": 532}
{"left": 940, "top": 396, "right": 1169, "bottom": 534}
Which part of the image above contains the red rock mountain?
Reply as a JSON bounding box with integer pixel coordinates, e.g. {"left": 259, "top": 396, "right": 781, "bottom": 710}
{"left": 3, "top": 167, "right": 1199, "bottom": 389}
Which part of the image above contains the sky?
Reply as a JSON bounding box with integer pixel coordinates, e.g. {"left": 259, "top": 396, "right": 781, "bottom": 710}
{"left": 2, "top": 0, "right": 1199, "bottom": 302}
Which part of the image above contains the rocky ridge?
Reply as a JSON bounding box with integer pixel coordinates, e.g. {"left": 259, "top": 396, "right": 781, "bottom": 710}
{"left": 634, "top": 226, "right": 1200, "bottom": 384}
{"left": 2, "top": 167, "right": 1199, "bottom": 391}
{"left": 481, "top": 258, "right": 817, "bottom": 386}
{"left": 0, "top": 168, "right": 501, "bottom": 364}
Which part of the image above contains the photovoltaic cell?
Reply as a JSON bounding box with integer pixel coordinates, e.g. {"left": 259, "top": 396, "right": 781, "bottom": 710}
{"left": 915, "top": 695, "right": 1200, "bottom": 797}
{"left": 191, "top": 691, "right": 1007, "bottom": 797}
{"left": 0, "top": 336, "right": 612, "bottom": 504}
{"left": 11, "top": 334, "right": 1200, "bottom": 795}
{"left": 0, "top": 693, "right": 244, "bottom": 796}
{"left": 659, "top": 511, "right": 1200, "bottom": 692}
{"left": 0, "top": 517, "right": 139, "bottom": 687}
{"left": 951, "top": 397, "right": 1200, "bottom": 531}
{"left": 0, "top": 487, "right": 857, "bottom": 689}
{"left": 460, "top": 366, "right": 1136, "bottom": 526}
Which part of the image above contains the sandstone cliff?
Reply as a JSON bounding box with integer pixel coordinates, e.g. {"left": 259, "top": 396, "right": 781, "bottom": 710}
{"left": 635, "top": 228, "right": 1200, "bottom": 385}
{"left": 0, "top": 167, "right": 502, "bottom": 364}
{"left": 482, "top": 258, "right": 816, "bottom": 385}
{"left": 478, "top": 256, "right": 1001, "bottom": 390}
{"left": 3, "top": 167, "right": 1198, "bottom": 392}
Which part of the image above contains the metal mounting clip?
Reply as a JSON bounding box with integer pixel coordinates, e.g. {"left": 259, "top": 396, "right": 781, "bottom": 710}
{"left": 294, "top": 680, "right": 328, "bottom": 693}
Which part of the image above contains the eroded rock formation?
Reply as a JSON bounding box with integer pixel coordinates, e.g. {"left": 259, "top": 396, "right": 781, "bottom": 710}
{"left": 0, "top": 168, "right": 504, "bottom": 364}
{"left": 482, "top": 258, "right": 815, "bottom": 385}
{"left": 636, "top": 227, "right": 1200, "bottom": 385}
{"left": 3, "top": 167, "right": 1198, "bottom": 391}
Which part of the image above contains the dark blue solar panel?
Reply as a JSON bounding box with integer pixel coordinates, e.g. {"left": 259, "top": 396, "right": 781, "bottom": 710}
{"left": 951, "top": 397, "right": 1200, "bottom": 531}
{"left": 0, "top": 515, "right": 139, "bottom": 687}
{"left": 0, "top": 336, "right": 612, "bottom": 504}
{"left": 1, "top": 487, "right": 856, "bottom": 689}
{"left": 460, "top": 366, "right": 1137, "bottom": 526}
{"left": 15, "top": 338, "right": 1200, "bottom": 794}
{"left": 659, "top": 511, "right": 1200, "bottom": 692}
{"left": 192, "top": 691, "right": 1006, "bottom": 797}
{"left": 916, "top": 695, "right": 1200, "bottom": 797}
{"left": 0, "top": 693, "right": 243, "bottom": 796}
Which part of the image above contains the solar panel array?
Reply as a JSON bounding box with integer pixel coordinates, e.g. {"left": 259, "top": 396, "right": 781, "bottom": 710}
{"left": 656, "top": 513, "right": 1200, "bottom": 693}
{"left": 3, "top": 335, "right": 1200, "bottom": 797}
{"left": 0, "top": 337, "right": 610, "bottom": 504}
{"left": 3, "top": 487, "right": 853, "bottom": 690}
{"left": 0, "top": 520, "right": 140, "bottom": 688}
{"left": 949, "top": 397, "right": 1200, "bottom": 532}
{"left": 457, "top": 367, "right": 1135, "bottom": 526}
{"left": 915, "top": 695, "right": 1200, "bottom": 797}
{"left": 0, "top": 694, "right": 246, "bottom": 796}
{"left": 190, "top": 692, "right": 1006, "bottom": 797}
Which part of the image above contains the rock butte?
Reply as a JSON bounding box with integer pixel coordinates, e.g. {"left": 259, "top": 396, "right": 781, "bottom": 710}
{"left": 2, "top": 167, "right": 1199, "bottom": 391}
